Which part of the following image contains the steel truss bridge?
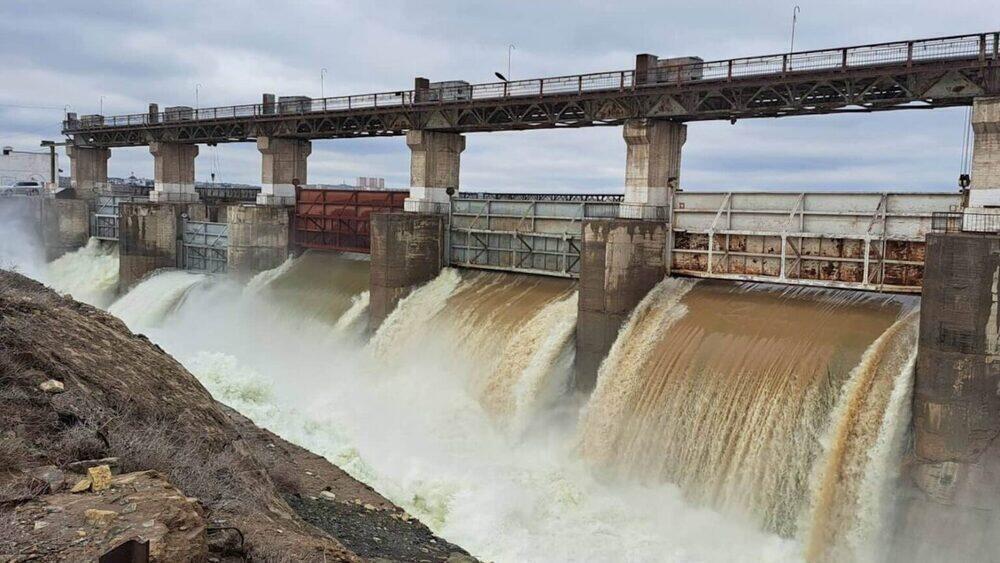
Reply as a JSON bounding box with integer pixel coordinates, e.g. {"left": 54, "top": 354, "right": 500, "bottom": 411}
{"left": 65, "top": 32, "right": 998, "bottom": 147}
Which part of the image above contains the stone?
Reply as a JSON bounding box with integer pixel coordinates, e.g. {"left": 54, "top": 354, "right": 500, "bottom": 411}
{"left": 319, "top": 491, "right": 337, "bottom": 502}
{"left": 87, "top": 465, "right": 112, "bottom": 492}
{"left": 363, "top": 503, "right": 376, "bottom": 511}
{"left": 84, "top": 508, "right": 117, "bottom": 527}
{"left": 33, "top": 520, "right": 48, "bottom": 530}
{"left": 24, "top": 465, "right": 65, "bottom": 491}
{"left": 70, "top": 477, "right": 92, "bottom": 493}
{"left": 38, "top": 379, "right": 65, "bottom": 393}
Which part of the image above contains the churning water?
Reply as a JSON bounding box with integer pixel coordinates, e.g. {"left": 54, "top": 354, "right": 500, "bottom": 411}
{"left": 3, "top": 232, "right": 925, "bottom": 562}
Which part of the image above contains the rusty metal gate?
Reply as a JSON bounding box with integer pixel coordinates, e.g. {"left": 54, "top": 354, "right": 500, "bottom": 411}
{"left": 294, "top": 188, "right": 407, "bottom": 253}
{"left": 448, "top": 193, "right": 621, "bottom": 277}
{"left": 181, "top": 219, "right": 228, "bottom": 273}
{"left": 90, "top": 194, "right": 148, "bottom": 241}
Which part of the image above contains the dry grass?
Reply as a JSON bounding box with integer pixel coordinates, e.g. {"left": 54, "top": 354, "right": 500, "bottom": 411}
{"left": 0, "top": 507, "right": 29, "bottom": 558}
{"left": 0, "top": 435, "right": 30, "bottom": 471}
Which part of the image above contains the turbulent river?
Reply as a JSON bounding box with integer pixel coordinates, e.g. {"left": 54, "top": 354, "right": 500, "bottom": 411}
{"left": 7, "top": 235, "right": 924, "bottom": 562}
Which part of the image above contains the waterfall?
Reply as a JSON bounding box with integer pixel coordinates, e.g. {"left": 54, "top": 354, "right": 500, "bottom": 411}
{"left": 578, "top": 279, "right": 916, "bottom": 551}
{"left": 108, "top": 270, "right": 207, "bottom": 329}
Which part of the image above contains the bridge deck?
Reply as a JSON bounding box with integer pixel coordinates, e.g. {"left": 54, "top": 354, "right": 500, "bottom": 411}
{"left": 66, "top": 32, "right": 998, "bottom": 147}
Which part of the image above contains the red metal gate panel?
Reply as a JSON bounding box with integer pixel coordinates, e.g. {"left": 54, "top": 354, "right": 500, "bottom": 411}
{"left": 294, "top": 188, "right": 407, "bottom": 253}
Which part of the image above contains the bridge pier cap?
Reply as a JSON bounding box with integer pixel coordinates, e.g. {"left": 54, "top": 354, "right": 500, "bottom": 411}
{"left": 968, "top": 96, "right": 1000, "bottom": 208}
{"left": 148, "top": 141, "right": 199, "bottom": 204}
{"left": 403, "top": 130, "right": 465, "bottom": 214}
{"left": 620, "top": 118, "right": 685, "bottom": 220}
{"left": 257, "top": 136, "right": 311, "bottom": 206}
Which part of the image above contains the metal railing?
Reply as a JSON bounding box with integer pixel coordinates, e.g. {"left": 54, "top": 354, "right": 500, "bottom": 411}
{"left": 65, "top": 31, "right": 999, "bottom": 131}
{"left": 932, "top": 211, "right": 1000, "bottom": 233}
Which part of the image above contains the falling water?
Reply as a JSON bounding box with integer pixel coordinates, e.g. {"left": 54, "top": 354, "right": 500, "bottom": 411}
{"left": 370, "top": 269, "right": 578, "bottom": 425}
{"left": 579, "top": 278, "right": 918, "bottom": 557}
{"left": 47, "top": 238, "right": 120, "bottom": 308}
{"left": 108, "top": 270, "right": 207, "bottom": 329}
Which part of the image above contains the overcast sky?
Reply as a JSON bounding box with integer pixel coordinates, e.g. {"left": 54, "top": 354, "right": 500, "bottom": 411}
{"left": 1, "top": 1, "right": 996, "bottom": 192}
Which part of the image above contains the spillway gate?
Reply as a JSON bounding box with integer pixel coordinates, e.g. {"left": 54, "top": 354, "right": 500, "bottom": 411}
{"left": 181, "top": 218, "right": 228, "bottom": 273}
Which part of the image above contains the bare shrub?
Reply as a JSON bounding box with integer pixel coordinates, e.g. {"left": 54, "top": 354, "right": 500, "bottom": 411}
{"left": 0, "top": 435, "right": 30, "bottom": 471}
{"left": 102, "top": 417, "right": 264, "bottom": 512}
{"left": 54, "top": 424, "right": 107, "bottom": 464}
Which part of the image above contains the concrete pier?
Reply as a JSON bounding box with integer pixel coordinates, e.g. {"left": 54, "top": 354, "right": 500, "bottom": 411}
{"left": 576, "top": 219, "right": 668, "bottom": 391}
{"left": 39, "top": 199, "right": 89, "bottom": 260}
{"left": 619, "top": 119, "right": 685, "bottom": 220}
{"left": 403, "top": 130, "right": 464, "bottom": 213}
{"left": 968, "top": 96, "right": 1000, "bottom": 207}
{"left": 897, "top": 231, "right": 1000, "bottom": 560}
{"left": 66, "top": 145, "right": 110, "bottom": 201}
{"left": 257, "top": 137, "right": 310, "bottom": 206}
{"left": 369, "top": 212, "right": 445, "bottom": 330}
{"left": 226, "top": 205, "right": 294, "bottom": 280}
{"left": 118, "top": 202, "right": 206, "bottom": 289}
{"left": 148, "top": 142, "right": 199, "bottom": 203}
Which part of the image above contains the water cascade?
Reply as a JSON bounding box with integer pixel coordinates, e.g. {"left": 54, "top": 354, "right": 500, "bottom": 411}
{"left": 579, "top": 279, "right": 918, "bottom": 558}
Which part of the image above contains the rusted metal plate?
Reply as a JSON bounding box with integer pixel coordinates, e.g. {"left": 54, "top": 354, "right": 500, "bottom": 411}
{"left": 294, "top": 188, "right": 407, "bottom": 253}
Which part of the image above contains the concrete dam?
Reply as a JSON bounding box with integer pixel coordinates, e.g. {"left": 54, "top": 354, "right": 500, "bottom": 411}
{"left": 1, "top": 30, "right": 999, "bottom": 562}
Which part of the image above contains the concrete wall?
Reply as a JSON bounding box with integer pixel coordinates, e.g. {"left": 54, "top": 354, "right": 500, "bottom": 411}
{"left": 896, "top": 232, "right": 1000, "bottom": 560}
{"left": 257, "top": 137, "right": 310, "bottom": 206}
{"left": 576, "top": 219, "right": 668, "bottom": 391}
{"left": 148, "top": 142, "right": 199, "bottom": 203}
{"left": 369, "top": 212, "right": 445, "bottom": 330}
{"left": 227, "top": 205, "right": 293, "bottom": 280}
{"left": 40, "top": 198, "right": 89, "bottom": 261}
{"left": 403, "top": 130, "right": 464, "bottom": 213}
{"left": 620, "top": 119, "right": 685, "bottom": 219}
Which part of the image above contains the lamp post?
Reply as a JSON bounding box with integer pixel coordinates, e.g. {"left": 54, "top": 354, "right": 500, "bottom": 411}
{"left": 195, "top": 83, "right": 202, "bottom": 110}
{"left": 507, "top": 44, "right": 516, "bottom": 80}
{"left": 789, "top": 6, "right": 801, "bottom": 53}
{"left": 321, "top": 68, "right": 328, "bottom": 99}
{"left": 99, "top": 96, "right": 105, "bottom": 115}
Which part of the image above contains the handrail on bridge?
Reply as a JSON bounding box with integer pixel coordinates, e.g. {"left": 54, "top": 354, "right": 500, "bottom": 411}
{"left": 65, "top": 31, "right": 999, "bottom": 132}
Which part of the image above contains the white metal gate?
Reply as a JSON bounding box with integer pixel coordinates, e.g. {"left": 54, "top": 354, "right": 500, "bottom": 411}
{"left": 182, "top": 219, "right": 228, "bottom": 273}
{"left": 90, "top": 194, "right": 148, "bottom": 241}
{"left": 449, "top": 194, "right": 620, "bottom": 277}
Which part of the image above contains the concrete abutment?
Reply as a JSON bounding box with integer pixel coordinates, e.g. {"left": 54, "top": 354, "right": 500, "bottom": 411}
{"left": 369, "top": 212, "right": 445, "bottom": 331}
{"left": 40, "top": 198, "right": 90, "bottom": 261}
{"left": 620, "top": 119, "right": 685, "bottom": 220}
{"left": 575, "top": 219, "right": 669, "bottom": 391}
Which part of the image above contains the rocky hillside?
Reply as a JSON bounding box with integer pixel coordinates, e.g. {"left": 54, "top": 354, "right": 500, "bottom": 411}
{"left": 0, "top": 270, "right": 473, "bottom": 562}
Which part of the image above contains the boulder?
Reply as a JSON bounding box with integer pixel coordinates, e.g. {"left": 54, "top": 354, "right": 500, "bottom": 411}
{"left": 87, "top": 465, "right": 112, "bottom": 492}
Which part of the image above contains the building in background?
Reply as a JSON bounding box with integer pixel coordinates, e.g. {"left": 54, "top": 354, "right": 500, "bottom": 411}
{"left": 356, "top": 176, "right": 386, "bottom": 190}
{"left": 0, "top": 146, "right": 57, "bottom": 188}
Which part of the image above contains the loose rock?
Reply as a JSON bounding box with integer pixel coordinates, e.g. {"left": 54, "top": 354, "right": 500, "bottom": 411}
{"left": 38, "top": 379, "right": 65, "bottom": 393}
{"left": 87, "top": 465, "right": 112, "bottom": 492}
{"left": 84, "top": 509, "right": 118, "bottom": 527}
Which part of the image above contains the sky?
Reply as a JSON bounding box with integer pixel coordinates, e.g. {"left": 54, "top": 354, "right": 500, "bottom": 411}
{"left": 0, "top": 0, "right": 996, "bottom": 192}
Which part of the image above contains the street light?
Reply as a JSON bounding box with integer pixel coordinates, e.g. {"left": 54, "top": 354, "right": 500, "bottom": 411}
{"left": 507, "top": 44, "right": 516, "bottom": 80}
{"left": 789, "top": 6, "right": 801, "bottom": 53}
{"left": 99, "top": 96, "right": 105, "bottom": 115}
{"left": 321, "top": 68, "right": 328, "bottom": 98}
{"left": 195, "top": 83, "right": 202, "bottom": 110}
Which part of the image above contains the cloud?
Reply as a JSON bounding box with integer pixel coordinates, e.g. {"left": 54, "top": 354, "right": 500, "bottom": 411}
{"left": 0, "top": 0, "right": 992, "bottom": 192}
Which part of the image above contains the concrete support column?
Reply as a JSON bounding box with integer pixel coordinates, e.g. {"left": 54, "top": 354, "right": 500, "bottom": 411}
{"left": 620, "top": 119, "right": 686, "bottom": 220}
{"left": 226, "top": 205, "right": 294, "bottom": 280}
{"left": 257, "top": 137, "right": 311, "bottom": 206}
{"left": 895, "top": 232, "right": 1000, "bottom": 560}
{"left": 403, "top": 130, "right": 465, "bottom": 213}
{"left": 66, "top": 144, "right": 110, "bottom": 200}
{"left": 969, "top": 96, "right": 1000, "bottom": 208}
{"left": 369, "top": 212, "right": 445, "bottom": 331}
{"left": 148, "top": 142, "right": 199, "bottom": 203}
{"left": 575, "top": 219, "right": 668, "bottom": 391}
